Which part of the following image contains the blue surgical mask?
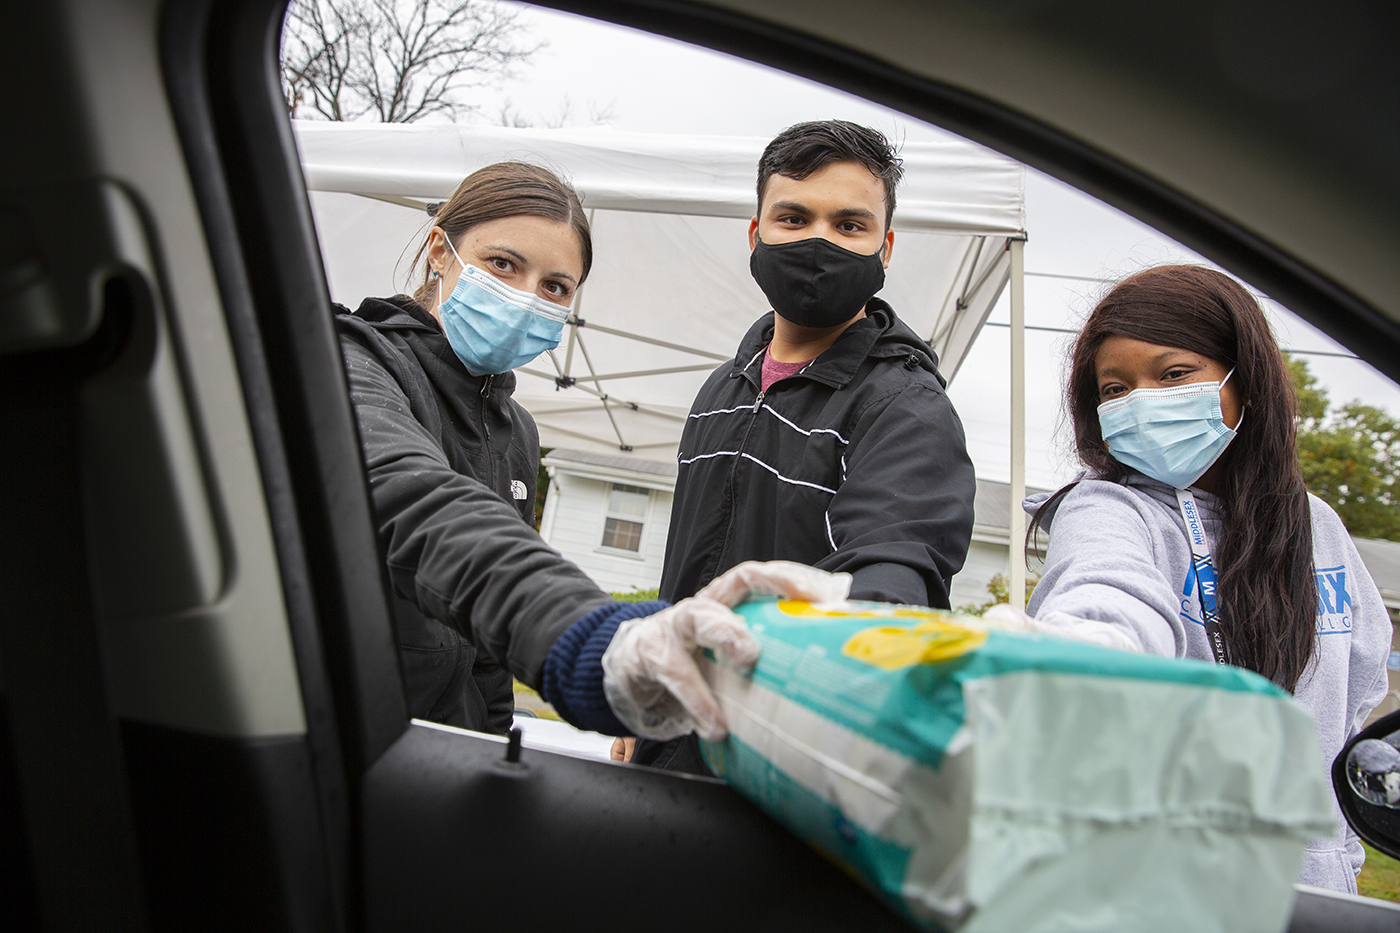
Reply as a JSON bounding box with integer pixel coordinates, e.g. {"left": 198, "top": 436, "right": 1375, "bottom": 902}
{"left": 1097, "top": 369, "right": 1241, "bottom": 489}
{"left": 436, "top": 239, "right": 569, "bottom": 374}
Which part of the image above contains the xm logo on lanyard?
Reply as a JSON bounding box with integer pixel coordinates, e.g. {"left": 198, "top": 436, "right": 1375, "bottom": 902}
{"left": 1176, "top": 489, "right": 1229, "bottom": 665}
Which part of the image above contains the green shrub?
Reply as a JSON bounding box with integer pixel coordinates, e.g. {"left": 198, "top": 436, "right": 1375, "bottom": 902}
{"left": 957, "top": 572, "right": 1040, "bottom": 616}
{"left": 612, "top": 589, "right": 660, "bottom": 603}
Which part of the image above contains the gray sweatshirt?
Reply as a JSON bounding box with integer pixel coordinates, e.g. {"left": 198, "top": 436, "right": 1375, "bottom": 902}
{"left": 1025, "top": 472, "right": 1392, "bottom": 894}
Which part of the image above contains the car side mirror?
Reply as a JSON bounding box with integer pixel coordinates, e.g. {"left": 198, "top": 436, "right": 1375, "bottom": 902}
{"left": 1334, "top": 709, "right": 1400, "bottom": 860}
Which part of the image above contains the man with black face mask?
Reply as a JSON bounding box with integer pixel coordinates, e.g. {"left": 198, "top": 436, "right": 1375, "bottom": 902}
{"left": 627, "top": 120, "right": 978, "bottom": 772}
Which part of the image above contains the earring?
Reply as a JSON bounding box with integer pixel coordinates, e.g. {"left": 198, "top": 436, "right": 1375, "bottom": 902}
{"left": 431, "top": 269, "right": 439, "bottom": 279}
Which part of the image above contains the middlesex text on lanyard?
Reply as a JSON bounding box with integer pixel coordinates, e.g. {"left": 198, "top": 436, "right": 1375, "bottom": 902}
{"left": 1175, "top": 489, "right": 1228, "bottom": 665}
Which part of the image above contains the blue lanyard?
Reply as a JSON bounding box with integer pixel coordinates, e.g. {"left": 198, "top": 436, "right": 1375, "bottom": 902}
{"left": 1175, "top": 489, "right": 1229, "bottom": 665}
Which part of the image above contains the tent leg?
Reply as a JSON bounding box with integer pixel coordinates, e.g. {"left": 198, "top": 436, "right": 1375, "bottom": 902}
{"left": 573, "top": 328, "right": 632, "bottom": 452}
{"left": 1008, "top": 238, "right": 1027, "bottom": 609}
{"left": 562, "top": 210, "right": 596, "bottom": 379}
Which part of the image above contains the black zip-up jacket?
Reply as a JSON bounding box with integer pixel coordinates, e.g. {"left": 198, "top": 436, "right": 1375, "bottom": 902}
{"left": 660, "top": 299, "right": 977, "bottom": 607}
{"left": 336, "top": 296, "right": 612, "bottom": 732}
{"left": 638, "top": 300, "right": 978, "bottom": 774}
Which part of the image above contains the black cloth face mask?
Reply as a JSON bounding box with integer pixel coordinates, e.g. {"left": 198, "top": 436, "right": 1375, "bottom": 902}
{"left": 749, "top": 233, "right": 886, "bottom": 328}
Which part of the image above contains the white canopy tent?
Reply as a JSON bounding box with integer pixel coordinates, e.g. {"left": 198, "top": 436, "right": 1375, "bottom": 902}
{"left": 295, "top": 121, "right": 1031, "bottom": 591}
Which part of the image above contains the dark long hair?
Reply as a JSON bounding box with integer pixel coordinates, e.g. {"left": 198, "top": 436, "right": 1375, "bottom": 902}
{"left": 1031, "top": 265, "right": 1318, "bottom": 691}
{"left": 409, "top": 161, "right": 592, "bottom": 306}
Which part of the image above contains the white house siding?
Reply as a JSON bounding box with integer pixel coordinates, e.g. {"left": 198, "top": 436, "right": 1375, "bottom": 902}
{"left": 542, "top": 483, "right": 1016, "bottom": 609}
{"left": 949, "top": 537, "right": 1014, "bottom": 611}
{"left": 537, "top": 461, "right": 1043, "bottom": 608}
{"left": 539, "top": 470, "right": 673, "bottom": 595}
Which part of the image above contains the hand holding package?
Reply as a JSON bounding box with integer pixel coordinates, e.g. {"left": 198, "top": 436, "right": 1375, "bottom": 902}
{"left": 601, "top": 561, "right": 852, "bottom": 741}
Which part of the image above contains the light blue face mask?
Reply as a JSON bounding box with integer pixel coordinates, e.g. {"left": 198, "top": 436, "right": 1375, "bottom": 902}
{"left": 436, "top": 238, "right": 570, "bottom": 375}
{"left": 1097, "top": 368, "right": 1242, "bottom": 489}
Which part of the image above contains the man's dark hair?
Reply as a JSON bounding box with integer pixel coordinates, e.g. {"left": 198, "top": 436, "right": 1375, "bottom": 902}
{"left": 756, "top": 120, "right": 904, "bottom": 230}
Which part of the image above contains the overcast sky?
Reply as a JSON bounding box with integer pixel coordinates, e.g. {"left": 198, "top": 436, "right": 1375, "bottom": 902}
{"left": 439, "top": 2, "right": 1400, "bottom": 489}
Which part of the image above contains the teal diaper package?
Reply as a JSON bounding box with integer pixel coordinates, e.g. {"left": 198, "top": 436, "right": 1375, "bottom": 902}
{"left": 699, "top": 599, "right": 1335, "bottom": 933}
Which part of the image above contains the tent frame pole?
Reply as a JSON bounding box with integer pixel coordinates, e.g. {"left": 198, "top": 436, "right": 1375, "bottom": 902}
{"left": 520, "top": 366, "right": 686, "bottom": 422}
{"left": 572, "top": 328, "right": 632, "bottom": 451}
{"left": 929, "top": 238, "right": 981, "bottom": 352}
{"left": 565, "top": 363, "right": 718, "bottom": 383}
{"left": 572, "top": 320, "right": 730, "bottom": 362}
{"left": 1008, "top": 237, "right": 1027, "bottom": 609}
{"left": 561, "top": 209, "right": 596, "bottom": 379}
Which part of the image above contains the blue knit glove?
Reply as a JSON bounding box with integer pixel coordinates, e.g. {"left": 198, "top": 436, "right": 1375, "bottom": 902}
{"left": 544, "top": 562, "right": 852, "bottom": 741}
{"left": 541, "top": 601, "right": 667, "bottom": 735}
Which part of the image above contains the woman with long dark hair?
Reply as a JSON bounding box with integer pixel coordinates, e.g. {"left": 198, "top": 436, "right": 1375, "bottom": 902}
{"left": 1020, "top": 265, "right": 1391, "bottom": 892}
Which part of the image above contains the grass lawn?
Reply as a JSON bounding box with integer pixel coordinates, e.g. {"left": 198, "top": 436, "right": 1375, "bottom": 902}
{"left": 512, "top": 679, "right": 562, "bottom": 721}
{"left": 1358, "top": 841, "right": 1400, "bottom": 902}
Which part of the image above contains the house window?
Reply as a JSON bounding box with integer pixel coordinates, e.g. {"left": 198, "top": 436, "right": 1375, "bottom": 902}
{"left": 601, "top": 483, "right": 650, "bottom": 552}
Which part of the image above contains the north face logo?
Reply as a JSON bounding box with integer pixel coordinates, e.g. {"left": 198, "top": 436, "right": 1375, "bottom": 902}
{"left": 510, "top": 480, "right": 528, "bottom": 500}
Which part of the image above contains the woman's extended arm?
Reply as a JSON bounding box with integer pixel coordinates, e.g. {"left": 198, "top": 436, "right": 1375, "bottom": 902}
{"left": 343, "top": 335, "right": 853, "bottom": 740}
{"left": 341, "top": 335, "right": 614, "bottom": 687}
{"left": 1027, "top": 482, "right": 1186, "bottom": 658}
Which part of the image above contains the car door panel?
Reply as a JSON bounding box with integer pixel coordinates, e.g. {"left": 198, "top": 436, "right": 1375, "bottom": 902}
{"left": 2, "top": 2, "right": 341, "bottom": 929}
{"left": 365, "top": 723, "right": 911, "bottom": 931}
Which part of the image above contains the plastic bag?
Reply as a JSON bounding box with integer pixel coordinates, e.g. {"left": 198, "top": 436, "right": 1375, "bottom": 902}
{"left": 699, "top": 599, "right": 1335, "bottom": 933}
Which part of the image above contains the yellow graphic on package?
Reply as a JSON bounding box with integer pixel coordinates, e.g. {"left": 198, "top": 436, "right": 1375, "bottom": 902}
{"left": 777, "top": 600, "right": 988, "bottom": 670}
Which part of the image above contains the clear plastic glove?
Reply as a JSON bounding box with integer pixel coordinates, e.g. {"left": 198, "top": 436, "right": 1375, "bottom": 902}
{"left": 695, "top": 559, "right": 853, "bottom": 608}
{"left": 602, "top": 561, "right": 853, "bottom": 742}
{"left": 983, "top": 603, "right": 1142, "bottom": 653}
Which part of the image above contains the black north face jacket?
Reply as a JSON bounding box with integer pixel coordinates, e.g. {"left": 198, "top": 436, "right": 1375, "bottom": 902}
{"left": 336, "top": 296, "right": 611, "bottom": 732}
{"left": 659, "top": 299, "right": 977, "bottom": 608}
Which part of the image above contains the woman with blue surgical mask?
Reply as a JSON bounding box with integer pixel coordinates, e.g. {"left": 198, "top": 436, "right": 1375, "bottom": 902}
{"left": 423, "top": 198, "right": 575, "bottom": 374}
{"left": 334, "top": 161, "right": 591, "bottom": 733}
{"left": 999, "top": 265, "right": 1390, "bottom": 894}
{"left": 334, "top": 162, "right": 846, "bottom": 753}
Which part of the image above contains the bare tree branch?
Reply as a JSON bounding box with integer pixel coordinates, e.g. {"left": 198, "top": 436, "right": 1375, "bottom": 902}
{"left": 280, "top": 0, "right": 539, "bottom": 122}
{"left": 587, "top": 97, "right": 619, "bottom": 125}
{"left": 493, "top": 94, "right": 620, "bottom": 129}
